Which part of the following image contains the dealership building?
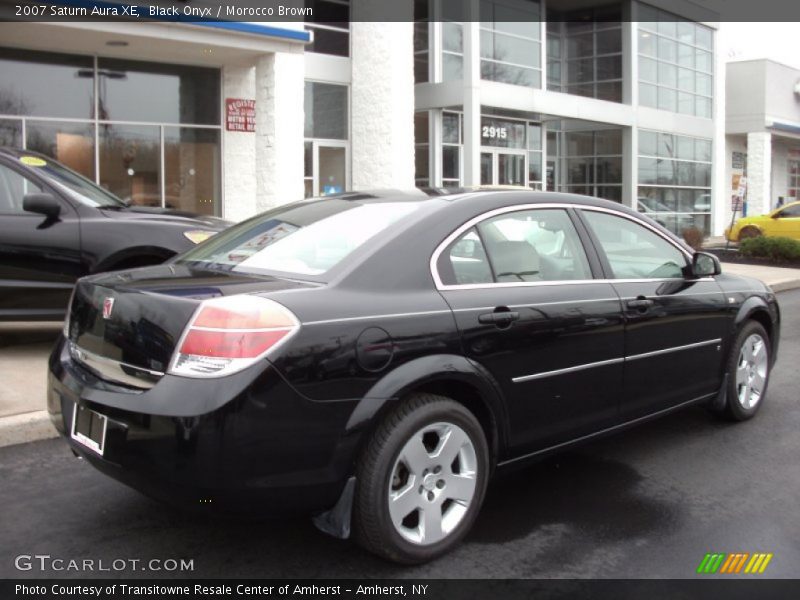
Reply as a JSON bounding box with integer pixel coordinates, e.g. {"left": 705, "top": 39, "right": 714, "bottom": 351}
{"left": 0, "top": 1, "right": 728, "bottom": 233}
{"left": 725, "top": 59, "right": 800, "bottom": 222}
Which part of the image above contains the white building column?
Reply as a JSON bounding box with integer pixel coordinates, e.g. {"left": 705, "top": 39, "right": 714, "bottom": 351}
{"left": 350, "top": 10, "right": 414, "bottom": 190}
{"left": 222, "top": 63, "right": 256, "bottom": 222}
{"left": 462, "top": 17, "right": 481, "bottom": 187}
{"left": 255, "top": 51, "right": 305, "bottom": 212}
{"left": 746, "top": 131, "right": 772, "bottom": 216}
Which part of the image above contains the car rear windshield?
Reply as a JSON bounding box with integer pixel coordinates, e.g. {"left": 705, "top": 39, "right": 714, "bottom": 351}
{"left": 20, "top": 155, "right": 126, "bottom": 208}
{"left": 176, "top": 199, "right": 420, "bottom": 278}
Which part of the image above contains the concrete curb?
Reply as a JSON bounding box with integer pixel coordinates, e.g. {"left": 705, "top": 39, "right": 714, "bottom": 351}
{"left": 770, "top": 279, "right": 800, "bottom": 293}
{"left": 0, "top": 410, "right": 58, "bottom": 449}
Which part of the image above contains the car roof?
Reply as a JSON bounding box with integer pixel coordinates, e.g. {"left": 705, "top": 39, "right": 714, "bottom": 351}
{"left": 310, "top": 187, "right": 638, "bottom": 212}
{"left": 0, "top": 147, "right": 49, "bottom": 159}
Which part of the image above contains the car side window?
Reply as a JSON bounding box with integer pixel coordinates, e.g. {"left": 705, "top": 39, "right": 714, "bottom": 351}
{"left": 478, "top": 209, "right": 592, "bottom": 282}
{"left": 776, "top": 205, "right": 800, "bottom": 218}
{"left": 582, "top": 210, "right": 688, "bottom": 279}
{"left": 438, "top": 208, "right": 592, "bottom": 286}
{"left": 442, "top": 228, "right": 494, "bottom": 285}
{"left": 0, "top": 163, "right": 44, "bottom": 214}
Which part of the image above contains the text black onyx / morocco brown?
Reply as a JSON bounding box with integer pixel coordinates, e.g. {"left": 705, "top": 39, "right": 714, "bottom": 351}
{"left": 47, "top": 189, "right": 780, "bottom": 564}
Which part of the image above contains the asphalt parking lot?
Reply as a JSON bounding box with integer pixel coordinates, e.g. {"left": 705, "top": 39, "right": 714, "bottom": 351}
{"left": 1, "top": 289, "right": 798, "bottom": 579}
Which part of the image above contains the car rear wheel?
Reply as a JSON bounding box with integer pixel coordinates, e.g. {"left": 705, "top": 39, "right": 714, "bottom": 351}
{"left": 721, "top": 321, "right": 771, "bottom": 421}
{"left": 352, "top": 393, "right": 489, "bottom": 564}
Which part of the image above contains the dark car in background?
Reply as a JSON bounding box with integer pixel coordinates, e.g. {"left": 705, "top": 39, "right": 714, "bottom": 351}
{"left": 0, "top": 148, "right": 230, "bottom": 321}
{"left": 48, "top": 190, "right": 780, "bottom": 564}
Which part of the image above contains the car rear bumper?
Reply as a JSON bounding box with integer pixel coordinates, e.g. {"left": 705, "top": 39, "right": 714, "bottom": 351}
{"left": 47, "top": 336, "right": 361, "bottom": 514}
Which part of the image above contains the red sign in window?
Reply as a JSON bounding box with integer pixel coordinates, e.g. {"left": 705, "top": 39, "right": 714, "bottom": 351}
{"left": 226, "top": 98, "right": 256, "bottom": 132}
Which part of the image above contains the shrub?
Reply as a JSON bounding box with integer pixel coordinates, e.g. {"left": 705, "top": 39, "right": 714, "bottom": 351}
{"left": 739, "top": 236, "right": 800, "bottom": 262}
{"left": 681, "top": 226, "right": 705, "bottom": 250}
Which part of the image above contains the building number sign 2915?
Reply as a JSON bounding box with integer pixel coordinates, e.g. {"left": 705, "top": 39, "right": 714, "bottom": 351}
{"left": 482, "top": 126, "right": 508, "bottom": 140}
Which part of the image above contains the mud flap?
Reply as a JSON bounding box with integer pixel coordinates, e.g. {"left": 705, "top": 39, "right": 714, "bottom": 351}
{"left": 312, "top": 476, "right": 355, "bottom": 539}
{"left": 709, "top": 373, "right": 729, "bottom": 412}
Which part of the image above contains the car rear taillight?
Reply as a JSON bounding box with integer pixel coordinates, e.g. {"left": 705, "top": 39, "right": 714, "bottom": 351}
{"left": 168, "top": 295, "right": 300, "bottom": 378}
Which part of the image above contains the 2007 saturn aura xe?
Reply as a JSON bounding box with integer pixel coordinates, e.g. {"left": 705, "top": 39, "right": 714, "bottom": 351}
{"left": 48, "top": 189, "right": 780, "bottom": 564}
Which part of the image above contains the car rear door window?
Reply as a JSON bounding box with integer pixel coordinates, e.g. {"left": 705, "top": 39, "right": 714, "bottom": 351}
{"left": 443, "top": 227, "right": 494, "bottom": 285}
{"left": 438, "top": 208, "right": 592, "bottom": 285}
{"left": 582, "top": 209, "right": 688, "bottom": 279}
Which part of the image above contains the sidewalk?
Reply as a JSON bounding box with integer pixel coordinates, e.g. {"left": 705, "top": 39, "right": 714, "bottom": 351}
{"left": 2, "top": 264, "right": 799, "bottom": 449}
{"left": 719, "top": 262, "right": 800, "bottom": 293}
{"left": 0, "top": 322, "right": 61, "bottom": 447}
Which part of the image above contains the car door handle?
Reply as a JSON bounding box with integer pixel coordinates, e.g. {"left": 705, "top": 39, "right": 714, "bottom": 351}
{"left": 478, "top": 310, "right": 520, "bottom": 325}
{"left": 626, "top": 297, "right": 654, "bottom": 310}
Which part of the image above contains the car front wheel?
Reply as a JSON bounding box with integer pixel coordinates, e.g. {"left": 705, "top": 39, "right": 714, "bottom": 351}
{"left": 352, "top": 393, "right": 489, "bottom": 564}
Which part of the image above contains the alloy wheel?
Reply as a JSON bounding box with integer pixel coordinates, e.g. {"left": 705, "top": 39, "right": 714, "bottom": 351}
{"left": 736, "top": 333, "right": 768, "bottom": 409}
{"left": 387, "top": 422, "right": 478, "bottom": 546}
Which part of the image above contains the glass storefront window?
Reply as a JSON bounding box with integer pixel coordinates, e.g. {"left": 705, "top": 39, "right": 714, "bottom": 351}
{"left": 96, "top": 58, "right": 219, "bottom": 125}
{"left": 0, "top": 47, "right": 93, "bottom": 119}
{"left": 414, "top": 111, "right": 430, "bottom": 187}
{"left": 305, "top": 82, "right": 348, "bottom": 140}
{"left": 305, "top": 81, "right": 350, "bottom": 198}
{"left": 414, "top": 1, "right": 430, "bottom": 84}
{"left": 99, "top": 124, "right": 160, "bottom": 206}
{"left": 547, "top": 5, "right": 623, "bottom": 102}
{"left": 479, "top": 0, "right": 542, "bottom": 88}
{"left": 26, "top": 120, "right": 95, "bottom": 180}
{"left": 787, "top": 157, "right": 800, "bottom": 199}
{"left": 304, "top": 0, "right": 350, "bottom": 57}
{"left": 2, "top": 49, "right": 221, "bottom": 214}
{"left": 480, "top": 116, "right": 526, "bottom": 149}
{"left": 549, "top": 125, "right": 623, "bottom": 202}
{"left": 441, "top": 111, "right": 463, "bottom": 187}
{"left": 637, "top": 4, "right": 713, "bottom": 118}
{"left": 637, "top": 129, "right": 712, "bottom": 234}
{"left": 164, "top": 127, "right": 220, "bottom": 215}
{"left": 0, "top": 119, "right": 22, "bottom": 147}
{"left": 304, "top": 141, "right": 313, "bottom": 198}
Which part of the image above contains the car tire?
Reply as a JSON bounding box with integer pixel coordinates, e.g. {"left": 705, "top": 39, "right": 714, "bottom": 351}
{"left": 352, "top": 393, "right": 489, "bottom": 564}
{"left": 720, "top": 321, "right": 771, "bottom": 421}
{"left": 739, "top": 226, "right": 762, "bottom": 240}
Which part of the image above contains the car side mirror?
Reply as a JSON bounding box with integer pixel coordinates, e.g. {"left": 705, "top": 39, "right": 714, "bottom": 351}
{"left": 23, "top": 193, "right": 61, "bottom": 219}
{"left": 691, "top": 251, "right": 721, "bottom": 278}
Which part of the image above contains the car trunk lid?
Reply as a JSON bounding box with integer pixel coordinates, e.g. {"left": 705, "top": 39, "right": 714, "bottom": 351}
{"left": 66, "top": 264, "right": 316, "bottom": 384}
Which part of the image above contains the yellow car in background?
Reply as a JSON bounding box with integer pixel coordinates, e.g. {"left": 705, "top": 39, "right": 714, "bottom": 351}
{"left": 725, "top": 201, "right": 800, "bottom": 241}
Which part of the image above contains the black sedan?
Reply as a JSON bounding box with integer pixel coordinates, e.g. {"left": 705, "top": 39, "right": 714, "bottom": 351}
{"left": 47, "top": 190, "right": 780, "bottom": 564}
{"left": 0, "top": 148, "right": 230, "bottom": 321}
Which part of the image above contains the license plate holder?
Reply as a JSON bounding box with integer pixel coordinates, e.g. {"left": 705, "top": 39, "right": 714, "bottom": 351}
{"left": 71, "top": 404, "right": 107, "bottom": 456}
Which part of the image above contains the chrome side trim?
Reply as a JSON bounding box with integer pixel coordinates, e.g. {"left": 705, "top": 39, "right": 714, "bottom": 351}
{"left": 70, "top": 342, "right": 163, "bottom": 390}
{"left": 511, "top": 338, "right": 722, "bottom": 384}
{"left": 429, "top": 201, "right": 695, "bottom": 291}
{"left": 304, "top": 309, "right": 452, "bottom": 326}
{"left": 625, "top": 338, "right": 722, "bottom": 362}
{"left": 512, "top": 357, "right": 625, "bottom": 383}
